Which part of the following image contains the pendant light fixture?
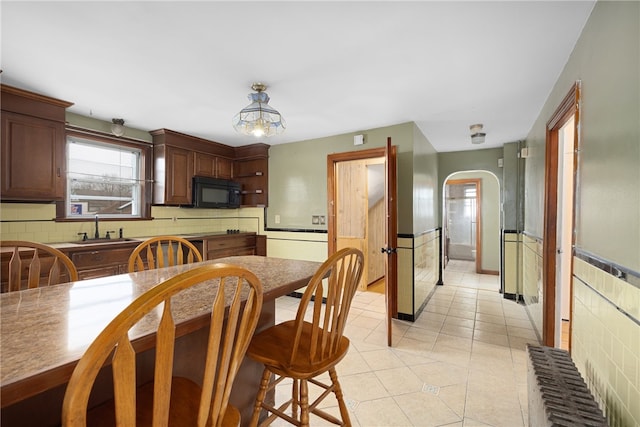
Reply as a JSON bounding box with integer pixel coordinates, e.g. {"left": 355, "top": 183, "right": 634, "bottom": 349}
{"left": 232, "top": 83, "right": 286, "bottom": 138}
{"left": 470, "top": 123, "right": 486, "bottom": 144}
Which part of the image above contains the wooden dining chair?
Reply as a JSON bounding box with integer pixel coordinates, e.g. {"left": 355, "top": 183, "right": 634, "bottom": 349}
{"left": 247, "top": 247, "right": 364, "bottom": 427}
{"left": 62, "top": 263, "right": 263, "bottom": 427}
{"left": 128, "top": 236, "right": 203, "bottom": 273}
{"left": 1, "top": 240, "right": 79, "bottom": 293}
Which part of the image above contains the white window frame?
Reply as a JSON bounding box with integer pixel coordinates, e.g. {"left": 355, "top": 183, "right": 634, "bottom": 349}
{"left": 65, "top": 135, "right": 143, "bottom": 219}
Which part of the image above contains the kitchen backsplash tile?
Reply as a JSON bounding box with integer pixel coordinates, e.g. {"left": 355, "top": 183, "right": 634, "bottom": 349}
{"left": 0, "top": 203, "right": 265, "bottom": 243}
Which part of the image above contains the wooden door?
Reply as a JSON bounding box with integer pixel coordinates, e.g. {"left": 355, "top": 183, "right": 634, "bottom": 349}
{"left": 383, "top": 138, "right": 398, "bottom": 346}
{"left": 542, "top": 81, "right": 580, "bottom": 347}
{"left": 327, "top": 143, "right": 398, "bottom": 346}
{"left": 335, "top": 159, "right": 368, "bottom": 290}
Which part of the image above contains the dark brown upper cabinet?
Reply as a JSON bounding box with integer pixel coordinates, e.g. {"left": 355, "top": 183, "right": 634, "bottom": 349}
{"left": 1, "top": 85, "right": 73, "bottom": 201}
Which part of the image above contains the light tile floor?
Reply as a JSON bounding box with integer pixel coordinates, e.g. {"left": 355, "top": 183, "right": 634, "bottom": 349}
{"left": 270, "top": 260, "right": 540, "bottom": 426}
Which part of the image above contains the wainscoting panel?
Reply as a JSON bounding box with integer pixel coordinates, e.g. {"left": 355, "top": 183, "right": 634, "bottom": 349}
{"left": 522, "top": 234, "right": 543, "bottom": 340}
{"left": 572, "top": 256, "right": 640, "bottom": 427}
{"left": 397, "top": 229, "right": 441, "bottom": 321}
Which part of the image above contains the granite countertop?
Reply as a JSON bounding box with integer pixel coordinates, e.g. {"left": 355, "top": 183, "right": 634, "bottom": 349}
{"left": 0, "top": 255, "right": 321, "bottom": 407}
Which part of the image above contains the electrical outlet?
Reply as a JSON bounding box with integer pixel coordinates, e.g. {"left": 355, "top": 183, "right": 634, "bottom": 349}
{"left": 312, "top": 215, "right": 320, "bottom": 225}
{"left": 319, "top": 215, "right": 326, "bottom": 225}
{"left": 275, "top": 214, "right": 280, "bottom": 224}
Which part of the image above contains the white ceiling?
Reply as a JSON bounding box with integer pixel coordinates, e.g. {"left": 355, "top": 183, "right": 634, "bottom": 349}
{"left": 1, "top": 1, "right": 595, "bottom": 152}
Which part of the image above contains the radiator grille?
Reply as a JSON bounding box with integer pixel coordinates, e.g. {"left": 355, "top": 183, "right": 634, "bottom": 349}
{"left": 526, "top": 345, "right": 607, "bottom": 427}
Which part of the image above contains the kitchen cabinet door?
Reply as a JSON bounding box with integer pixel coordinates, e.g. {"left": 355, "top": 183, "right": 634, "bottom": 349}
{"left": 194, "top": 152, "right": 217, "bottom": 177}
{"left": 195, "top": 152, "right": 233, "bottom": 179}
{"left": 166, "top": 146, "right": 193, "bottom": 205}
{"left": 162, "top": 146, "right": 194, "bottom": 205}
{"left": 216, "top": 157, "right": 233, "bottom": 179}
{"left": 1, "top": 111, "right": 66, "bottom": 201}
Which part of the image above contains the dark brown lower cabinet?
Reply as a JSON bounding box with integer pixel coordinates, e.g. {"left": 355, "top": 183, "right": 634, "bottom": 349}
{"left": 60, "top": 233, "right": 265, "bottom": 281}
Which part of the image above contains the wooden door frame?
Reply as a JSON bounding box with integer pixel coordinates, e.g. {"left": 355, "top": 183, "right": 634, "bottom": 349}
{"left": 444, "top": 178, "right": 483, "bottom": 273}
{"left": 542, "top": 81, "right": 581, "bottom": 347}
{"left": 327, "top": 146, "right": 397, "bottom": 317}
{"left": 328, "top": 147, "right": 388, "bottom": 254}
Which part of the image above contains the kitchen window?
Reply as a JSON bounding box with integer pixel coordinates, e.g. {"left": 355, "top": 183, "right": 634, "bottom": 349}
{"left": 60, "top": 129, "right": 152, "bottom": 220}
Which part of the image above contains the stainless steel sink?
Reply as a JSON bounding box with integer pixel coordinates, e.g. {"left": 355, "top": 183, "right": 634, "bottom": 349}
{"left": 72, "top": 238, "right": 138, "bottom": 244}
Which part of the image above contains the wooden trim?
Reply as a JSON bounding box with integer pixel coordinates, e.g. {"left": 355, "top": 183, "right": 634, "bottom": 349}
{"left": 327, "top": 147, "right": 387, "bottom": 255}
{"left": 326, "top": 144, "right": 398, "bottom": 339}
{"left": 385, "top": 140, "right": 398, "bottom": 323}
{"left": 1, "top": 84, "right": 74, "bottom": 112}
{"left": 327, "top": 156, "right": 336, "bottom": 255}
{"left": 234, "top": 143, "right": 270, "bottom": 160}
{"left": 59, "top": 129, "right": 154, "bottom": 220}
{"left": 327, "top": 147, "right": 386, "bottom": 163}
{"left": 542, "top": 81, "right": 580, "bottom": 348}
{"left": 150, "top": 128, "right": 236, "bottom": 158}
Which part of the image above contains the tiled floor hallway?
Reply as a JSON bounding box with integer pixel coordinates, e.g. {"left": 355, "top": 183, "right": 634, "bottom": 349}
{"left": 271, "top": 260, "right": 540, "bottom": 426}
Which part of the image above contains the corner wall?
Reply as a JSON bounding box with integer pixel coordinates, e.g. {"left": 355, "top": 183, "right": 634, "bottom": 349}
{"left": 522, "top": 2, "right": 639, "bottom": 425}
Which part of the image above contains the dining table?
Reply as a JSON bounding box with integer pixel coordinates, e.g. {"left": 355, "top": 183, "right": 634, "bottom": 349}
{"left": 1, "top": 255, "right": 322, "bottom": 427}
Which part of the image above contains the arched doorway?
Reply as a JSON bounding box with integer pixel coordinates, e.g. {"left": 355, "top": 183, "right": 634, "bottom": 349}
{"left": 442, "top": 170, "right": 501, "bottom": 285}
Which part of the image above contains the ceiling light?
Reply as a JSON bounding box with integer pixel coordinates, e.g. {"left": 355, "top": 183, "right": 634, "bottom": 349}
{"left": 232, "top": 83, "right": 286, "bottom": 138}
{"left": 470, "top": 123, "right": 486, "bottom": 144}
{"left": 111, "top": 118, "right": 125, "bottom": 137}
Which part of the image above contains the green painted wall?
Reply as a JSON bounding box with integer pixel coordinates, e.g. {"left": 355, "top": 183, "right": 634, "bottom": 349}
{"left": 502, "top": 141, "right": 524, "bottom": 231}
{"left": 66, "top": 112, "right": 152, "bottom": 142}
{"left": 412, "top": 123, "right": 439, "bottom": 233}
{"left": 268, "top": 122, "right": 420, "bottom": 234}
{"left": 524, "top": 0, "right": 639, "bottom": 270}
{"left": 523, "top": 4, "right": 639, "bottom": 424}
{"left": 437, "top": 147, "right": 504, "bottom": 222}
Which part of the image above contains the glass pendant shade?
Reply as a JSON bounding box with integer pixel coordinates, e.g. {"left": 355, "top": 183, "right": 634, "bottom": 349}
{"left": 471, "top": 132, "right": 486, "bottom": 144}
{"left": 469, "top": 123, "right": 486, "bottom": 144}
{"left": 233, "top": 83, "right": 286, "bottom": 138}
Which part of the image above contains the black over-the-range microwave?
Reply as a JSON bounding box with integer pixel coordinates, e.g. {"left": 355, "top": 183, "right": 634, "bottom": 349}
{"left": 192, "top": 176, "right": 241, "bottom": 208}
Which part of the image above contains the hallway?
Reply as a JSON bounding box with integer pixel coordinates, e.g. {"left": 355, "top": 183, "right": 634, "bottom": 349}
{"left": 271, "top": 260, "right": 539, "bottom": 426}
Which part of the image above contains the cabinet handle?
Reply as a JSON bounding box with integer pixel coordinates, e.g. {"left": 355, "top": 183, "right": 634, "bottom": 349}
{"left": 57, "top": 167, "right": 61, "bottom": 177}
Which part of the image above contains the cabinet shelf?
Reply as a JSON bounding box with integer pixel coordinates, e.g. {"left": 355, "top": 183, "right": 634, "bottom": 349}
{"left": 235, "top": 171, "right": 263, "bottom": 178}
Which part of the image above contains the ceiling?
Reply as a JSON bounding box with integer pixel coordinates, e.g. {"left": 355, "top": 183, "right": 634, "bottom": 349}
{"left": 1, "top": 1, "right": 595, "bottom": 152}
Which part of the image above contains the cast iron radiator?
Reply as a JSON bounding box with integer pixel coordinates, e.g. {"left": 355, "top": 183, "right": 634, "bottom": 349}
{"left": 526, "top": 344, "right": 607, "bottom": 427}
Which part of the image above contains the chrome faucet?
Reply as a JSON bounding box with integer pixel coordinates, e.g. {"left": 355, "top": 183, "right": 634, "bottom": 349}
{"left": 94, "top": 214, "right": 100, "bottom": 239}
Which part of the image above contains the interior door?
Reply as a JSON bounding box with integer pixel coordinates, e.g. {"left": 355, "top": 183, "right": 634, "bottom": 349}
{"left": 327, "top": 144, "right": 398, "bottom": 346}
{"left": 335, "top": 159, "right": 369, "bottom": 291}
{"left": 383, "top": 137, "right": 398, "bottom": 347}
{"left": 543, "top": 81, "right": 580, "bottom": 347}
{"left": 327, "top": 144, "right": 398, "bottom": 345}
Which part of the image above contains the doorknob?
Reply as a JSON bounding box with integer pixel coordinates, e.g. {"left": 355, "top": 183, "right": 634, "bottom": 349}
{"left": 381, "top": 247, "right": 397, "bottom": 255}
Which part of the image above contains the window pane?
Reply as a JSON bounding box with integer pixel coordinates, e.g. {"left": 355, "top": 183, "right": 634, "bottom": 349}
{"left": 67, "top": 137, "right": 142, "bottom": 218}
